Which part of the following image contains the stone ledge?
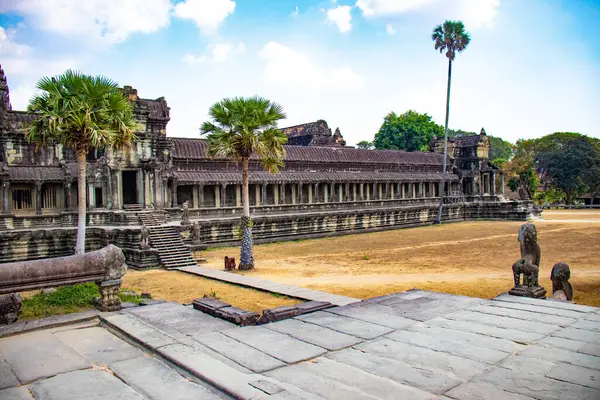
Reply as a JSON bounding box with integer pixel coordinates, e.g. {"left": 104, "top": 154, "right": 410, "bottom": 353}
{"left": 0, "top": 310, "right": 100, "bottom": 339}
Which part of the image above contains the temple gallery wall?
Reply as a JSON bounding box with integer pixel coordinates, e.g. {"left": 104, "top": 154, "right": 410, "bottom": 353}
{"left": 0, "top": 67, "right": 531, "bottom": 269}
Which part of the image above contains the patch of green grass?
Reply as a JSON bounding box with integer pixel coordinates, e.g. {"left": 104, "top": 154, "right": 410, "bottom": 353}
{"left": 20, "top": 283, "right": 143, "bottom": 320}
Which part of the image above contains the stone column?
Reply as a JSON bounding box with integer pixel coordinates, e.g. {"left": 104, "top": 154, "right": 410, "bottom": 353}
{"left": 255, "top": 185, "right": 261, "bottom": 206}
{"left": 490, "top": 172, "right": 496, "bottom": 195}
{"left": 112, "top": 171, "right": 120, "bottom": 209}
{"left": 412, "top": 183, "right": 417, "bottom": 198}
{"left": 34, "top": 182, "right": 42, "bottom": 215}
{"left": 353, "top": 184, "right": 357, "bottom": 201}
{"left": 154, "top": 171, "right": 162, "bottom": 208}
{"left": 260, "top": 184, "right": 267, "bottom": 205}
{"left": 171, "top": 179, "right": 178, "bottom": 207}
{"left": 215, "top": 185, "right": 221, "bottom": 208}
{"left": 280, "top": 184, "right": 286, "bottom": 205}
{"left": 386, "top": 183, "right": 392, "bottom": 199}
{"left": 65, "top": 182, "right": 73, "bottom": 210}
{"left": 313, "top": 183, "right": 319, "bottom": 203}
{"left": 139, "top": 170, "right": 145, "bottom": 207}
{"left": 1, "top": 181, "right": 10, "bottom": 214}
{"left": 308, "top": 184, "right": 313, "bottom": 203}
{"left": 291, "top": 184, "right": 297, "bottom": 204}
{"left": 500, "top": 173, "right": 505, "bottom": 194}
{"left": 345, "top": 183, "right": 350, "bottom": 202}
{"left": 329, "top": 183, "right": 335, "bottom": 203}
{"left": 360, "top": 183, "right": 364, "bottom": 201}
{"left": 274, "top": 184, "right": 279, "bottom": 205}
{"left": 88, "top": 183, "right": 95, "bottom": 209}
{"left": 298, "top": 183, "right": 304, "bottom": 204}
{"left": 365, "top": 184, "right": 370, "bottom": 200}
{"left": 338, "top": 184, "right": 343, "bottom": 202}
{"left": 192, "top": 185, "right": 199, "bottom": 208}
{"left": 198, "top": 184, "right": 204, "bottom": 207}
{"left": 378, "top": 183, "right": 383, "bottom": 200}
{"left": 324, "top": 184, "right": 329, "bottom": 203}
{"left": 236, "top": 185, "right": 241, "bottom": 207}
{"left": 220, "top": 184, "right": 227, "bottom": 207}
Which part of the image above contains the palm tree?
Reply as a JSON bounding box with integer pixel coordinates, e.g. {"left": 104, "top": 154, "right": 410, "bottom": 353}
{"left": 26, "top": 70, "right": 136, "bottom": 254}
{"left": 201, "top": 96, "right": 287, "bottom": 271}
{"left": 432, "top": 20, "right": 471, "bottom": 224}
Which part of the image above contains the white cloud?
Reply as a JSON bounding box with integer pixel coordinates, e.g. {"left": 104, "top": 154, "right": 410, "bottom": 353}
{"left": 291, "top": 6, "right": 299, "bottom": 19}
{"left": 174, "top": 0, "right": 236, "bottom": 34}
{"left": 327, "top": 5, "right": 353, "bottom": 33}
{"left": 0, "top": 26, "right": 32, "bottom": 57}
{"left": 355, "top": 0, "right": 500, "bottom": 29}
{"left": 385, "top": 23, "right": 396, "bottom": 36}
{"left": 183, "top": 42, "right": 245, "bottom": 64}
{"left": 1, "top": 0, "right": 172, "bottom": 45}
{"left": 258, "top": 42, "right": 363, "bottom": 90}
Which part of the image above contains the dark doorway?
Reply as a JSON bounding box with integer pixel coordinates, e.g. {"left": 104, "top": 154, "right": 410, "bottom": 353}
{"left": 95, "top": 187, "right": 103, "bottom": 208}
{"left": 122, "top": 171, "right": 138, "bottom": 205}
{"left": 177, "top": 185, "right": 193, "bottom": 207}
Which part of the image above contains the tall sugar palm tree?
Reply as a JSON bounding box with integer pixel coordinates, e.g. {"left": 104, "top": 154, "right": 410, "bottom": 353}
{"left": 201, "top": 96, "right": 287, "bottom": 270}
{"left": 27, "top": 70, "right": 136, "bottom": 254}
{"left": 433, "top": 20, "right": 470, "bottom": 224}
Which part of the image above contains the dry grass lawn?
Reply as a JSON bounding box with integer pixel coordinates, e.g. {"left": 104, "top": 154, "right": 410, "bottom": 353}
{"left": 122, "top": 270, "right": 300, "bottom": 313}
{"left": 197, "top": 210, "right": 600, "bottom": 306}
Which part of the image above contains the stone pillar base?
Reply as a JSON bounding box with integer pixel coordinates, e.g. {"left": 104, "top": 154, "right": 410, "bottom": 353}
{"left": 0, "top": 293, "right": 22, "bottom": 325}
{"left": 94, "top": 279, "right": 122, "bottom": 312}
{"left": 509, "top": 285, "right": 547, "bottom": 299}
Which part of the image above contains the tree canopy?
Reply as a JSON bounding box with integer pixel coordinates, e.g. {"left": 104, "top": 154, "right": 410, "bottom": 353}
{"left": 373, "top": 110, "right": 443, "bottom": 152}
{"left": 356, "top": 140, "right": 373, "bottom": 150}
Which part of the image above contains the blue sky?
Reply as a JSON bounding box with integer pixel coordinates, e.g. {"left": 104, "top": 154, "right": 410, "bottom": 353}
{"left": 1, "top": 0, "right": 599, "bottom": 145}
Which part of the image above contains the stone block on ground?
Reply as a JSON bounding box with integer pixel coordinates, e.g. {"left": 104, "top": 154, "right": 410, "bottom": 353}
{"left": 546, "top": 363, "right": 600, "bottom": 390}
{"left": 102, "top": 314, "right": 178, "bottom": 349}
{"left": 257, "top": 301, "right": 334, "bottom": 325}
{"left": 213, "top": 306, "right": 259, "bottom": 326}
{"left": 110, "top": 356, "right": 223, "bottom": 399}
{"left": 444, "top": 381, "right": 535, "bottom": 400}
{"left": 29, "top": 369, "right": 143, "bottom": 400}
{"left": 327, "top": 303, "right": 416, "bottom": 329}
{"left": 552, "top": 327, "right": 600, "bottom": 344}
{"left": 192, "top": 297, "right": 231, "bottom": 314}
{"left": 0, "top": 330, "right": 91, "bottom": 384}
{"left": 0, "top": 356, "right": 19, "bottom": 389}
{"left": 517, "top": 345, "right": 600, "bottom": 371}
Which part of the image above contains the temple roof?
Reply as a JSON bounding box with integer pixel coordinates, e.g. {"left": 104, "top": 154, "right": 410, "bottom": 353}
{"left": 171, "top": 138, "right": 448, "bottom": 166}
{"left": 173, "top": 170, "right": 459, "bottom": 185}
{"left": 8, "top": 166, "right": 65, "bottom": 182}
{"left": 280, "top": 120, "right": 329, "bottom": 138}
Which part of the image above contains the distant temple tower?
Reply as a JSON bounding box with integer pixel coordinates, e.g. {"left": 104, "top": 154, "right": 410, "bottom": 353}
{"left": 280, "top": 120, "right": 346, "bottom": 147}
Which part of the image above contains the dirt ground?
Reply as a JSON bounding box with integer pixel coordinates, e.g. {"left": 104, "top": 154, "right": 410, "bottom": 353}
{"left": 122, "top": 270, "right": 301, "bottom": 313}
{"left": 197, "top": 210, "right": 600, "bottom": 306}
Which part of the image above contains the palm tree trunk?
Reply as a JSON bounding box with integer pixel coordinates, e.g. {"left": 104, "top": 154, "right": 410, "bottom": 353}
{"left": 75, "top": 150, "right": 87, "bottom": 254}
{"left": 239, "top": 157, "right": 254, "bottom": 270}
{"left": 435, "top": 58, "right": 453, "bottom": 225}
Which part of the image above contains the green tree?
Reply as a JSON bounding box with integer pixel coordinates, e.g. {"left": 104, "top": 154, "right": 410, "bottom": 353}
{"left": 488, "top": 136, "right": 514, "bottom": 164}
{"left": 356, "top": 140, "right": 373, "bottom": 150}
{"left": 446, "top": 128, "right": 475, "bottom": 138}
{"left": 26, "top": 70, "right": 135, "bottom": 254}
{"left": 432, "top": 20, "right": 471, "bottom": 224}
{"left": 373, "top": 110, "right": 443, "bottom": 152}
{"left": 201, "top": 96, "right": 287, "bottom": 270}
{"left": 536, "top": 137, "right": 600, "bottom": 204}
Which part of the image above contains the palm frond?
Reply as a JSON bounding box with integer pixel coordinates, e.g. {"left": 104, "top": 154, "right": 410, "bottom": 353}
{"left": 431, "top": 20, "right": 471, "bottom": 61}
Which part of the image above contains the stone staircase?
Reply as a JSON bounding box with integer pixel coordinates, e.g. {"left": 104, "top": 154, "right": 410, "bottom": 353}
{"left": 147, "top": 226, "right": 197, "bottom": 269}
{"left": 123, "top": 204, "right": 143, "bottom": 211}
{"left": 138, "top": 212, "right": 159, "bottom": 226}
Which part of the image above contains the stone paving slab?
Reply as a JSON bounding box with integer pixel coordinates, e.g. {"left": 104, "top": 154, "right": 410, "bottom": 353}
{"left": 54, "top": 326, "right": 143, "bottom": 365}
{"left": 552, "top": 326, "right": 600, "bottom": 344}
{"left": 325, "top": 303, "right": 416, "bottom": 329}
{"left": 125, "top": 301, "right": 235, "bottom": 335}
{"left": 444, "top": 310, "right": 561, "bottom": 335}
{"left": 571, "top": 319, "right": 600, "bottom": 332}
{"left": 426, "top": 317, "right": 546, "bottom": 343}
{"left": 494, "top": 293, "right": 598, "bottom": 313}
{"left": 467, "top": 304, "right": 577, "bottom": 326}
{"left": 445, "top": 381, "right": 536, "bottom": 400}
{"left": 546, "top": 363, "right": 600, "bottom": 390}
{"left": 110, "top": 355, "right": 224, "bottom": 399}
{"left": 191, "top": 331, "right": 286, "bottom": 373}
{"left": 582, "top": 313, "right": 600, "bottom": 322}
{"left": 296, "top": 311, "right": 393, "bottom": 339}
{"left": 221, "top": 326, "right": 327, "bottom": 364}
{"left": 266, "top": 357, "right": 436, "bottom": 400}
{"left": 385, "top": 328, "right": 510, "bottom": 364}
{"left": 499, "top": 355, "right": 557, "bottom": 376}
{"left": 264, "top": 318, "right": 363, "bottom": 351}
{"left": 485, "top": 300, "right": 590, "bottom": 319}
{"left": 0, "top": 356, "right": 19, "bottom": 389}
{"left": 406, "top": 323, "right": 526, "bottom": 353}
{"left": 0, "top": 310, "right": 100, "bottom": 339}
{"left": 103, "top": 313, "right": 179, "bottom": 349}
{"left": 517, "top": 345, "right": 600, "bottom": 370}
{"left": 0, "top": 330, "right": 91, "bottom": 384}
{"left": 536, "top": 336, "right": 600, "bottom": 356}
{"left": 355, "top": 337, "right": 490, "bottom": 381}
{"left": 176, "top": 265, "right": 360, "bottom": 307}
{"left": 29, "top": 369, "right": 144, "bottom": 400}
{"left": 326, "top": 347, "right": 462, "bottom": 394}
{"left": 156, "top": 343, "right": 268, "bottom": 399}
{"left": 0, "top": 387, "right": 35, "bottom": 400}
{"left": 480, "top": 367, "right": 600, "bottom": 400}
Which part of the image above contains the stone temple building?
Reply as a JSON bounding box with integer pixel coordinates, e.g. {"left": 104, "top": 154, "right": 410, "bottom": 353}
{"left": 0, "top": 67, "right": 529, "bottom": 268}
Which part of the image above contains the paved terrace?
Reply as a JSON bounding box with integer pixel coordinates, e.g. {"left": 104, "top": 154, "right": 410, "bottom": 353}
{"left": 1, "top": 290, "right": 599, "bottom": 399}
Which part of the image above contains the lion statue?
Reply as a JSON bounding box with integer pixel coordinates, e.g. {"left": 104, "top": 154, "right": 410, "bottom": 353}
{"left": 551, "top": 262, "right": 573, "bottom": 301}
{"left": 518, "top": 223, "right": 540, "bottom": 267}
{"left": 512, "top": 258, "right": 539, "bottom": 288}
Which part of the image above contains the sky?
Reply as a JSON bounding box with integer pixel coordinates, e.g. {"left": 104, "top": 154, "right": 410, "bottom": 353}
{"left": 0, "top": 0, "right": 599, "bottom": 145}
